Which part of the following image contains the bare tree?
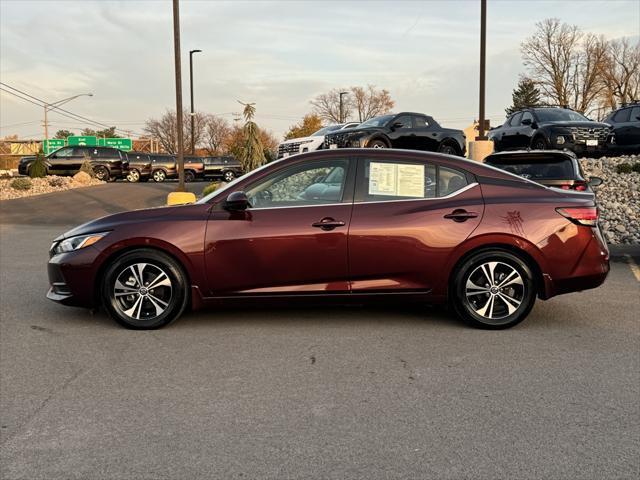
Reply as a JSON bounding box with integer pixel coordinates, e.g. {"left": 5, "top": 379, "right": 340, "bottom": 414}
{"left": 143, "top": 110, "right": 207, "bottom": 153}
{"left": 311, "top": 85, "right": 395, "bottom": 123}
{"left": 573, "top": 33, "right": 608, "bottom": 115}
{"left": 350, "top": 85, "right": 395, "bottom": 122}
{"left": 203, "top": 115, "right": 231, "bottom": 155}
{"left": 599, "top": 37, "right": 640, "bottom": 109}
{"left": 310, "top": 88, "right": 352, "bottom": 123}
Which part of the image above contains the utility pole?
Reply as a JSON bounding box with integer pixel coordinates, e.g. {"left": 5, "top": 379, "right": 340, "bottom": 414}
{"left": 172, "top": 0, "right": 186, "bottom": 191}
{"left": 339, "top": 91, "right": 348, "bottom": 123}
{"left": 189, "top": 49, "right": 202, "bottom": 155}
{"left": 477, "top": 0, "right": 487, "bottom": 140}
{"left": 42, "top": 93, "right": 93, "bottom": 147}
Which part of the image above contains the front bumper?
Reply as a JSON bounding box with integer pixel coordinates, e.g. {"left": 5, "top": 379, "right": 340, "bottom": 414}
{"left": 47, "top": 247, "right": 102, "bottom": 308}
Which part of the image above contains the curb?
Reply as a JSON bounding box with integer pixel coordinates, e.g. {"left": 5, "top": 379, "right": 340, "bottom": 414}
{"left": 608, "top": 244, "right": 640, "bottom": 260}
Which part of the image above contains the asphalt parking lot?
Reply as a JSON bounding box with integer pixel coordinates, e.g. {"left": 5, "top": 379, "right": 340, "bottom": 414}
{"left": 1, "top": 183, "right": 638, "bottom": 479}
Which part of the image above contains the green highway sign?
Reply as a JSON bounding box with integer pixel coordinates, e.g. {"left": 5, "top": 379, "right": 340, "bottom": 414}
{"left": 43, "top": 139, "right": 65, "bottom": 155}
{"left": 67, "top": 136, "right": 97, "bottom": 146}
{"left": 98, "top": 138, "right": 133, "bottom": 151}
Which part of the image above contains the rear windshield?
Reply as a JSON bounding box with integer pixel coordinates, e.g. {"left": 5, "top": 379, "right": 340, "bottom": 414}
{"left": 486, "top": 157, "right": 576, "bottom": 180}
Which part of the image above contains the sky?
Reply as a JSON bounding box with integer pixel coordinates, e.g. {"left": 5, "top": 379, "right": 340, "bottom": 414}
{"left": 1, "top": 0, "right": 639, "bottom": 141}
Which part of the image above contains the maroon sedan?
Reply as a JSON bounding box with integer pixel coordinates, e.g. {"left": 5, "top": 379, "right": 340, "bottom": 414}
{"left": 47, "top": 149, "right": 609, "bottom": 329}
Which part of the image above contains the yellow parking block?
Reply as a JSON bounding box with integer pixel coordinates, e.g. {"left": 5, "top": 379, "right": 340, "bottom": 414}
{"left": 167, "top": 191, "right": 196, "bottom": 206}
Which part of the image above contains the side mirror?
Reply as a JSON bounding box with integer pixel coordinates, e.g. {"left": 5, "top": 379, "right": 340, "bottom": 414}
{"left": 589, "top": 176, "right": 603, "bottom": 187}
{"left": 390, "top": 121, "right": 404, "bottom": 130}
{"left": 521, "top": 118, "right": 532, "bottom": 126}
{"left": 224, "top": 191, "right": 250, "bottom": 211}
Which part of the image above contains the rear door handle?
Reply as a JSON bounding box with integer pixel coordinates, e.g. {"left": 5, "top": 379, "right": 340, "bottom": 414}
{"left": 312, "top": 217, "right": 346, "bottom": 231}
{"left": 444, "top": 209, "right": 478, "bottom": 222}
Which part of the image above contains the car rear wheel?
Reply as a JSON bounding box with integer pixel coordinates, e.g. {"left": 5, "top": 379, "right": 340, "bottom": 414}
{"left": 184, "top": 170, "right": 196, "bottom": 183}
{"left": 368, "top": 139, "right": 387, "bottom": 149}
{"left": 152, "top": 169, "right": 166, "bottom": 182}
{"left": 451, "top": 250, "right": 536, "bottom": 329}
{"left": 222, "top": 170, "right": 236, "bottom": 182}
{"left": 102, "top": 249, "right": 189, "bottom": 329}
{"left": 94, "top": 166, "right": 110, "bottom": 182}
{"left": 127, "top": 169, "right": 141, "bottom": 183}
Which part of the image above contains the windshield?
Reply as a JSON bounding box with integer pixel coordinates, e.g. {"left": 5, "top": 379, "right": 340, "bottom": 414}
{"left": 359, "top": 115, "right": 394, "bottom": 128}
{"left": 534, "top": 109, "right": 589, "bottom": 123}
{"left": 312, "top": 125, "right": 344, "bottom": 136}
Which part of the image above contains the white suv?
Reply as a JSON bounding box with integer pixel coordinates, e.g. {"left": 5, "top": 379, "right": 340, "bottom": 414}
{"left": 277, "top": 122, "right": 360, "bottom": 159}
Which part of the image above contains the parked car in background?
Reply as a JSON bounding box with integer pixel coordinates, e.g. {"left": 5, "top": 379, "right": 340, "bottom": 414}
{"left": 18, "top": 146, "right": 128, "bottom": 181}
{"left": 126, "top": 152, "right": 152, "bottom": 182}
{"left": 47, "top": 149, "right": 608, "bottom": 330}
{"left": 484, "top": 150, "right": 603, "bottom": 192}
{"left": 277, "top": 122, "right": 360, "bottom": 159}
{"left": 184, "top": 156, "right": 205, "bottom": 182}
{"left": 603, "top": 101, "right": 640, "bottom": 154}
{"left": 489, "top": 107, "right": 614, "bottom": 155}
{"left": 203, "top": 156, "right": 243, "bottom": 182}
{"left": 150, "top": 154, "right": 177, "bottom": 182}
{"left": 324, "top": 112, "right": 466, "bottom": 156}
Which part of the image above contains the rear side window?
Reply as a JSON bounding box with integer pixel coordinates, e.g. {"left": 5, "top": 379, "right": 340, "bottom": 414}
{"left": 438, "top": 167, "right": 469, "bottom": 196}
{"left": 631, "top": 106, "right": 640, "bottom": 122}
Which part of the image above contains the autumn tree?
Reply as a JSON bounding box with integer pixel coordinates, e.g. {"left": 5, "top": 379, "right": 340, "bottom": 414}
{"left": 143, "top": 110, "right": 207, "bottom": 153}
{"left": 284, "top": 113, "right": 324, "bottom": 140}
{"left": 203, "top": 115, "right": 231, "bottom": 155}
{"left": 521, "top": 18, "right": 606, "bottom": 114}
{"left": 310, "top": 85, "right": 394, "bottom": 123}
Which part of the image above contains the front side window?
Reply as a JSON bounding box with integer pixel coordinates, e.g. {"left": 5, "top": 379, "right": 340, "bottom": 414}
{"left": 521, "top": 112, "right": 534, "bottom": 124}
{"left": 414, "top": 116, "right": 430, "bottom": 128}
{"left": 631, "top": 106, "right": 640, "bottom": 121}
{"left": 53, "top": 147, "right": 73, "bottom": 157}
{"left": 392, "top": 115, "right": 413, "bottom": 129}
{"left": 613, "top": 108, "right": 631, "bottom": 123}
{"left": 510, "top": 112, "right": 523, "bottom": 126}
{"left": 246, "top": 159, "right": 349, "bottom": 208}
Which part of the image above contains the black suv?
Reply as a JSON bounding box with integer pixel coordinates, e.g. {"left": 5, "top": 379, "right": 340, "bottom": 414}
{"left": 603, "top": 102, "right": 640, "bottom": 153}
{"left": 489, "top": 107, "right": 614, "bottom": 155}
{"left": 125, "top": 152, "right": 152, "bottom": 182}
{"left": 203, "top": 156, "right": 243, "bottom": 182}
{"left": 484, "top": 150, "right": 603, "bottom": 192}
{"left": 324, "top": 112, "right": 466, "bottom": 156}
{"left": 18, "top": 146, "right": 127, "bottom": 181}
{"left": 150, "top": 154, "right": 177, "bottom": 182}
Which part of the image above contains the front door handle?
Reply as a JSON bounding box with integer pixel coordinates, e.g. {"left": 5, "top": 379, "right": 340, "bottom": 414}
{"left": 312, "top": 217, "right": 346, "bottom": 231}
{"left": 444, "top": 209, "right": 478, "bottom": 222}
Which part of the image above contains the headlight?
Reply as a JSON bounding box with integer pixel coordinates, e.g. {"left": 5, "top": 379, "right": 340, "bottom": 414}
{"left": 52, "top": 232, "right": 109, "bottom": 255}
{"left": 556, "top": 135, "right": 566, "bottom": 145}
{"left": 299, "top": 139, "right": 314, "bottom": 145}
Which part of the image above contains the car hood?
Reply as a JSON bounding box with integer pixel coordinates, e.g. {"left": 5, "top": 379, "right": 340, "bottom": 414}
{"left": 53, "top": 204, "right": 206, "bottom": 241}
{"left": 280, "top": 135, "right": 323, "bottom": 145}
{"left": 19, "top": 155, "right": 36, "bottom": 163}
{"left": 539, "top": 120, "right": 612, "bottom": 129}
{"left": 326, "top": 126, "right": 384, "bottom": 137}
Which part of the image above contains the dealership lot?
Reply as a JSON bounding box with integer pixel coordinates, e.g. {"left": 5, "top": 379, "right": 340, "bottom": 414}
{"left": 0, "top": 184, "right": 638, "bottom": 479}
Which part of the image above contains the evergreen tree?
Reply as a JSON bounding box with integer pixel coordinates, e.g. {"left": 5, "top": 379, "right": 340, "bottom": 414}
{"left": 506, "top": 78, "right": 542, "bottom": 115}
{"left": 238, "top": 102, "right": 266, "bottom": 173}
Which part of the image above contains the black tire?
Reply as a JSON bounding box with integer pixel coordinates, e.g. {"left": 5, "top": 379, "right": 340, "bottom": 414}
{"left": 127, "top": 169, "right": 141, "bottom": 183}
{"left": 368, "top": 139, "right": 388, "bottom": 149}
{"left": 184, "top": 170, "right": 196, "bottom": 183}
{"left": 438, "top": 142, "right": 459, "bottom": 156}
{"left": 94, "top": 165, "right": 110, "bottom": 182}
{"left": 531, "top": 136, "right": 548, "bottom": 150}
{"left": 152, "top": 169, "right": 166, "bottom": 182}
{"left": 101, "top": 249, "right": 189, "bottom": 329}
{"left": 222, "top": 170, "right": 236, "bottom": 182}
{"left": 451, "top": 249, "right": 536, "bottom": 329}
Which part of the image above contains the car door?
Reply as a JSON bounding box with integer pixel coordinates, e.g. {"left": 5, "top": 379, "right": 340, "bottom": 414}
{"left": 517, "top": 111, "right": 536, "bottom": 148}
{"left": 348, "top": 155, "right": 484, "bottom": 294}
{"left": 203, "top": 157, "right": 355, "bottom": 296}
{"left": 47, "top": 147, "right": 81, "bottom": 175}
{"left": 386, "top": 115, "right": 415, "bottom": 149}
{"left": 412, "top": 115, "right": 441, "bottom": 152}
{"left": 614, "top": 107, "right": 640, "bottom": 147}
{"left": 502, "top": 112, "right": 522, "bottom": 149}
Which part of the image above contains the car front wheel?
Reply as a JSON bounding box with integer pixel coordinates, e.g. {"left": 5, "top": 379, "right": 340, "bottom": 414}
{"left": 368, "top": 139, "right": 387, "bottom": 149}
{"left": 127, "top": 169, "right": 141, "bottom": 183}
{"left": 438, "top": 143, "right": 459, "bottom": 155}
{"left": 184, "top": 170, "right": 196, "bottom": 183}
{"left": 102, "top": 249, "right": 189, "bottom": 329}
{"left": 94, "top": 166, "right": 110, "bottom": 181}
{"left": 451, "top": 250, "right": 536, "bottom": 329}
{"left": 222, "top": 170, "right": 236, "bottom": 182}
{"left": 531, "top": 137, "right": 548, "bottom": 150}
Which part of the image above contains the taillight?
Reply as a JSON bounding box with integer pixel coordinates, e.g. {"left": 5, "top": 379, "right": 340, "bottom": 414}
{"left": 574, "top": 182, "right": 587, "bottom": 191}
{"left": 556, "top": 206, "right": 599, "bottom": 226}
{"left": 560, "top": 184, "right": 571, "bottom": 190}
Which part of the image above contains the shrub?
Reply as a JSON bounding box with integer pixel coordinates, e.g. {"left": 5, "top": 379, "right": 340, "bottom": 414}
{"left": 202, "top": 182, "right": 220, "bottom": 197}
{"left": 10, "top": 177, "right": 32, "bottom": 190}
{"left": 29, "top": 153, "right": 47, "bottom": 178}
{"left": 78, "top": 158, "right": 96, "bottom": 178}
{"left": 632, "top": 163, "right": 640, "bottom": 173}
{"left": 48, "top": 177, "right": 65, "bottom": 187}
{"left": 616, "top": 163, "right": 633, "bottom": 174}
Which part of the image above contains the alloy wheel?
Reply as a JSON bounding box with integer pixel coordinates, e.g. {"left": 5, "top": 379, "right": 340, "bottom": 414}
{"left": 153, "top": 170, "right": 166, "bottom": 182}
{"left": 464, "top": 261, "right": 525, "bottom": 321}
{"left": 113, "top": 263, "right": 173, "bottom": 321}
{"left": 127, "top": 169, "right": 140, "bottom": 182}
{"left": 223, "top": 171, "right": 235, "bottom": 182}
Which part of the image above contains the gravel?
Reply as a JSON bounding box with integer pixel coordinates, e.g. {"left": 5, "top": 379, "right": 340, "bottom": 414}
{"left": 579, "top": 154, "right": 640, "bottom": 245}
{"left": 0, "top": 175, "right": 105, "bottom": 201}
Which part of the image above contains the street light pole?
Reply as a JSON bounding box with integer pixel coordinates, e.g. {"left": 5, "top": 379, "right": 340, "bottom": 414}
{"left": 477, "top": 0, "right": 487, "bottom": 140}
{"left": 172, "top": 0, "right": 186, "bottom": 192}
{"left": 189, "top": 49, "right": 202, "bottom": 155}
{"left": 339, "top": 91, "right": 348, "bottom": 123}
{"left": 42, "top": 93, "right": 93, "bottom": 144}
